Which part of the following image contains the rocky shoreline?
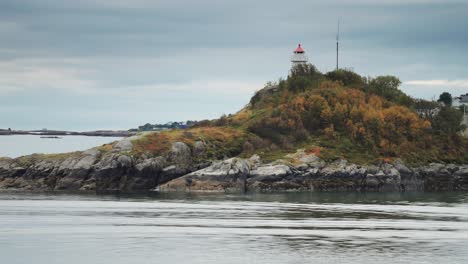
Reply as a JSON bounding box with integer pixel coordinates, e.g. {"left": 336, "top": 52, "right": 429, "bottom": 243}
{"left": 160, "top": 151, "right": 468, "bottom": 193}
{"left": 1, "top": 138, "right": 467, "bottom": 193}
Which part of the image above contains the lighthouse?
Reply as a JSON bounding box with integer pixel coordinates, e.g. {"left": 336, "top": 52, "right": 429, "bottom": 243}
{"left": 291, "top": 44, "right": 308, "bottom": 68}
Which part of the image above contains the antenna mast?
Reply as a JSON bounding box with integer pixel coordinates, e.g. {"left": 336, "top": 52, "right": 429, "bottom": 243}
{"left": 336, "top": 20, "right": 340, "bottom": 71}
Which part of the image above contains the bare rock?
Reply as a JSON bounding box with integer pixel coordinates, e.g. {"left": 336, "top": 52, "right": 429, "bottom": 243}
{"left": 160, "top": 158, "right": 250, "bottom": 192}
{"left": 193, "top": 141, "right": 205, "bottom": 157}
{"left": 117, "top": 155, "right": 133, "bottom": 168}
{"left": 169, "top": 142, "right": 192, "bottom": 168}
{"left": 250, "top": 164, "right": 291, "bottom": 178}
{"left": 114, "top": 135, "right": 140, "bottom": 152}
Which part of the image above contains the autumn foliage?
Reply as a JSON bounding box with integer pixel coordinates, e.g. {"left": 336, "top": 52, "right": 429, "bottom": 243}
{"left": 246, "top": 80, "right": 433, "bottom": 157}
{"left": 133, "top": 64, "right": 467, "bottom": 165}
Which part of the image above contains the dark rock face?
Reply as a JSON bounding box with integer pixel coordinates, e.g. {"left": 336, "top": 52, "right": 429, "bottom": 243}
{"left": 0, "top": 141, "right": 207, "bottom": 193}
{"left": 1, "top": 143, "right": 468, "bottom": 193}
{"left": 160, "top": 154, "right": 468, "bottom": 193}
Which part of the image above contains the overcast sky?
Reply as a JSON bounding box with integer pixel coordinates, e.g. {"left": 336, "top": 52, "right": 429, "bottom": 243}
{"left": 0, "top": 0, "right": 467, "bottom": 131}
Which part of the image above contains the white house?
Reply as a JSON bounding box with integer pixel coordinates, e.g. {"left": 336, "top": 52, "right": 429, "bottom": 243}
{"left": 454, "top": 93, "right": 468, "bottom": 107}
{"left": 454, "top": 93, "right": 468, "bottom": 136}
{"left": 454, "top": 93, "right": 468, "bottom": 116}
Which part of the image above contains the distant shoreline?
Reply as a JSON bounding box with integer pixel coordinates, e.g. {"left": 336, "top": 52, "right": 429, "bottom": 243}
{"left": 0, "top": 129, "right": 135, "bottom": 137}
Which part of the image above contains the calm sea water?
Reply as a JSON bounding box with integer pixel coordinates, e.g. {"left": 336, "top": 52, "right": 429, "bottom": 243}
{"left": 0, "top": 192, "right": 467, "bottom": 264}
{"left": 0, "top": 135, "right": 122, "bottom": 158}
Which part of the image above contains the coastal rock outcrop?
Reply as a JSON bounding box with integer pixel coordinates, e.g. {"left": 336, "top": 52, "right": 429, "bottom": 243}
{"left": 160, "top": 150, "right": 468, "bottom": 193}
{"left": 160, "top": 157, "right": 250, "bottom": 192}
{"left": 1, "top": 140, "right": 468, "bottom": 193}
{"left": 0, "top": 139, "right": 207, "bottom": 193}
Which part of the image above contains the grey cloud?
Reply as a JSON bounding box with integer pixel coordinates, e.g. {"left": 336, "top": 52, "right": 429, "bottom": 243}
{"left": 0, "top": 0, "right": 467, "bottom": 129}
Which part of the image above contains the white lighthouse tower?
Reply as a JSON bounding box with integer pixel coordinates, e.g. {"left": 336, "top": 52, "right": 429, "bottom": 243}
{"left": 291, "top": 44, "right": 308, "bottom": 68}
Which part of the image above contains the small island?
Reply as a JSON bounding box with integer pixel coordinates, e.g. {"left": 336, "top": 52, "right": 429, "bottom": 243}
{"left": 1, "top": 46, "right": 467, "bottom": 193}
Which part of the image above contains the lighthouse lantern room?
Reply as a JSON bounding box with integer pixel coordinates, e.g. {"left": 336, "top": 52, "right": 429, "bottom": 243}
{"left": 291, "top": 44, "right": 308, "bottom": 68}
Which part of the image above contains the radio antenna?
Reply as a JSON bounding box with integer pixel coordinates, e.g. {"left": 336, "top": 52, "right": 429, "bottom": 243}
{"left": 336, "top": 19, "right": 340, "bottom": 71}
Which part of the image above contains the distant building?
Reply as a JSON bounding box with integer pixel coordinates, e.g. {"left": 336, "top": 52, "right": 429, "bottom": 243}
{"left": 415, "top": 107, "right": 440, "bottom": 118}
{"left": 290, "top": 44, "right": 308, "bottom": 68}
{"left": 454, "top": 93, "right": 468, "bottom": 136}
{"left": 453, "top": 93, "right": 468, "bottom": 107}
{"left": 454, "top": 93, "right": 468, "bottom": 116}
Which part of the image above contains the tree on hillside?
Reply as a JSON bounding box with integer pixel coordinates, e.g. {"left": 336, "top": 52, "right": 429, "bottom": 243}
{"left": 288, "top": 64, "right": 323, "bottom": 92}
{"left": 325, "top": 69, "right": 366, "bottom": 89}
{"left": 367, "top": 76, "right": 413, "bottom": 106}
{"left": 290, "top": 63, "right": 321, "bottom": 77}
{"left": 432, "top": 106, "right": 464, "bottom": 135}
{"left": 437, "top": 92, "right": 453, "bottom": 107}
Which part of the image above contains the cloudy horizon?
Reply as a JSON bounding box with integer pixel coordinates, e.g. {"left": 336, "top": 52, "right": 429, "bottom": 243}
{"left": 1, "top": 0, "right": 467, "bottom": 131}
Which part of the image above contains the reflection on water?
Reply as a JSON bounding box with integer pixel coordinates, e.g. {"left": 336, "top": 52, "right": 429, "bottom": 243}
{"left": 0, "top": 192, "right": 467, "bottom": 264}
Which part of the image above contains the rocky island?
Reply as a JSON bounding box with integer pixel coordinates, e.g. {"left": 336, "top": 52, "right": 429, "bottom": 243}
{"left": 1, "top": 65, "right": 467, "bottom": 193}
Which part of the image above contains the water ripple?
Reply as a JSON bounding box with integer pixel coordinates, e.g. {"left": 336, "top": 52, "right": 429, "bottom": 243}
{"left": 0, "top": 192, "right": 467, "bottom": 264}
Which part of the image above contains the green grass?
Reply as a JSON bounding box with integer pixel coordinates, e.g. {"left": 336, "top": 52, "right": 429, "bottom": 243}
{"left": 14, "top": 152, "right": 81, "bottom": 167}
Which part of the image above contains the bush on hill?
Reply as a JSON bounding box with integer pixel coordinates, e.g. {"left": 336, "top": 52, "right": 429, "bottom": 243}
{"left": 366, "top": 76, "right": 414, "bottom": 107}
{"left": 287, "top": 64, "right": 324, "bottom": 92}
{"left": 325, "top": 68, "right": 366, "bottom": 89}
{"left": 432, "top": 106, "right": 465, "bottom": 135}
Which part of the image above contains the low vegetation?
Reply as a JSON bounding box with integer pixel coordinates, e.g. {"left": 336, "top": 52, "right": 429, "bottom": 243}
{"left": 132, "top": 126, "right": 255, "bottom": 160}
{"left": 131, "top": 64, "right": 468, "bottom": 165}
{"left": 13, "top": 152, "right": 82, "bottom": 167}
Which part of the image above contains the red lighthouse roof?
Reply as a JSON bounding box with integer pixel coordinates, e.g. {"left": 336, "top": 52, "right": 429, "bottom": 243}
{"left": 294, "top": 44, "right": 304, "bottom": 53}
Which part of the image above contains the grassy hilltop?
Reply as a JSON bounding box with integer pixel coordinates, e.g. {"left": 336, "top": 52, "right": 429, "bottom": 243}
{"left": 130, "top": 64, "right": 468, "bottom": 166}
